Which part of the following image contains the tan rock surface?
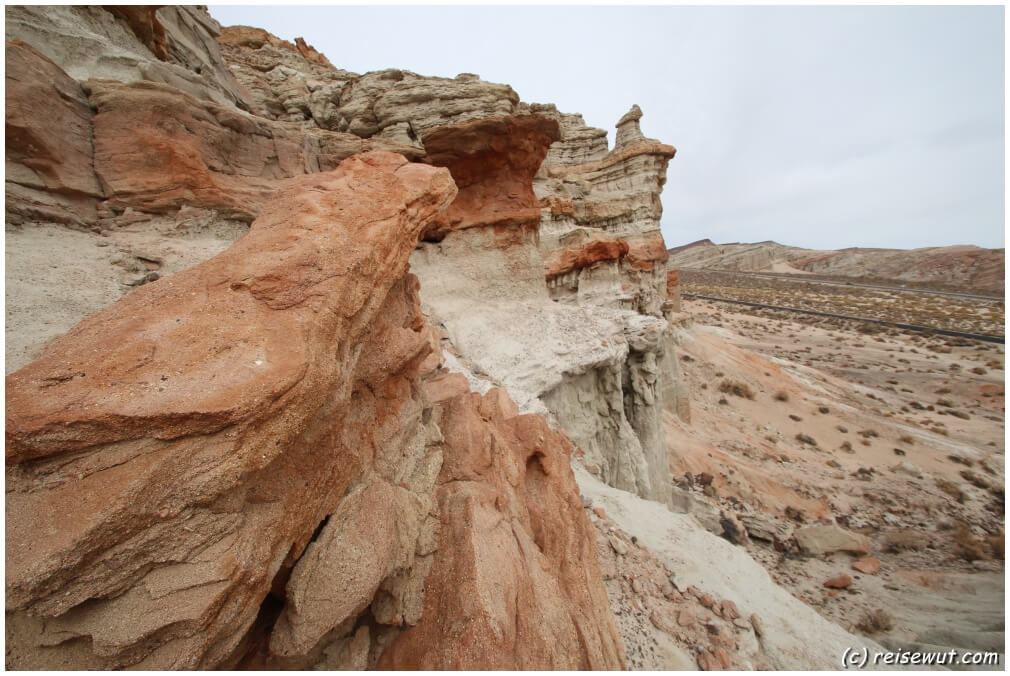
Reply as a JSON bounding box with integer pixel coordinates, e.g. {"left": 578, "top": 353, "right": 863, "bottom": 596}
{"left": 5, "top": 5, "right": 252, "bottom": 110}
{"left": 5, "top": 40, "right": 104, "bottom": 226}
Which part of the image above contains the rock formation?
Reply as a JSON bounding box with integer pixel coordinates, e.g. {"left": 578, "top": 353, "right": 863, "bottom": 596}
{"left": 6, "top": 152, "right": 622, "bottom": 669}
{"left": 5, "top": 5, "right": 688, "bottom": 669}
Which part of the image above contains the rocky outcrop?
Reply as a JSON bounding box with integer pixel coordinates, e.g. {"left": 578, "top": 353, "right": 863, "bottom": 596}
{"left": 88, "top": 79, "right": 417, "bottom": 221}
{"left": 5, "top": 5, "right": 251, "bottom": 110}
{"left": 420, "top": 114, "right": 560, "bottom": 238}
{"left": 408, "top": 112, "right": 678, "bottom": 504}
{"left": 217, "top": 25, "right": 355, "bottom": 126}
{"left": 216, "top": 31, "right": 521, "bottom": 152}
{"left": 6, "top": 151, "right": 622, "bottom": 669}
{"left": 5, "top": 40, "right": 105, "bottom": 227}
{"left": 534, "top": 104, "right": 676, "bottom": 317}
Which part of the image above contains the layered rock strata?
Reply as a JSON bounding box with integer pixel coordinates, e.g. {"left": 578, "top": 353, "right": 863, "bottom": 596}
{"left": 5, "top": 5, "right": 251, "bottom": 110}
{"left": 407, "top": 113, "right": 678, "bottom": 503}
{"left": 209, "top": 19, "right": 687, "bottom": 504}
{"left": 5, "top": 152, "right": 623, "bottom": 669}
{"left": 6, "top": 7, "right": 682, "bottom": 667}
{"left": 533, "top": 103, "right": 676, "bottom": 317}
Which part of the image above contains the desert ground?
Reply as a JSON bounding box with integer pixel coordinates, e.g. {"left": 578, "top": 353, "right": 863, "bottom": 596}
{"left": 644, "top": 272, "right": 1004, "bottom": 665}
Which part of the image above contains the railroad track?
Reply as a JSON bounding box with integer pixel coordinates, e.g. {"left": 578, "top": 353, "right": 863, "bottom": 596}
{"left": 680, "top": 269, "right": 1004, "bottom": 303}
{"left": 683, "top": 293, "right": 1005, "bottom": 345}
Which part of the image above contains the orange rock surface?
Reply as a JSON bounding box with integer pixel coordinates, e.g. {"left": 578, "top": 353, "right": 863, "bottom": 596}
{"left": 420, "top": 114, "right": 560, "bottom": 239}
{"left": 544, "top": 237, "right": 630, "bottom": 280}
{"left": 6, "top": 150, "right": 623, "bottom": 669}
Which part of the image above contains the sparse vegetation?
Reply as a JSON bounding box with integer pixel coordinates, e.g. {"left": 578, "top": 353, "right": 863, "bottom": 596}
{"left": 951, "top": 524, "right": 989, "bottom": 561}
{"left": 936, "top": 478, "right": 966, "bottom": 503}
{"left": 882, "top": 530, "right": 929, "bottom": 553}
{"left": 857, "top": 609, "right": 894, "bottom": 634}
{"left": 774, "top": 390, "right": 789, "bottom": 402}
{"left": 718, "top": 380, "right": 755, "bottom": 400}
{"left": 795, "top": 433, "right": 817, "bottom": 447}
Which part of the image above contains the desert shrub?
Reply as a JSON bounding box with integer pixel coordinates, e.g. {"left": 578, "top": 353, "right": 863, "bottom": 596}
{"left": 936, "top": 398, "right": 954, "bottom": 408}
{"left": 836, "top": 425, "right": 848, "bottom": 433}
{"left": 818, "top": 406, "right": 830, "bottom": 414}
{"left": 948, "top": 410, "right": 970, "bottom": 420}
{"left": 795, "top": 433, "right": 817, "bottom": 446}
{"left": 971, "top": 366, "right": 987, "bottom": 375}
{"left": 959, "top": 470, "right": 990, "bottom": 490}
{"left": 857, "top": 609, "right": 894, "bottom": 634}
{"left": 789, "top": 414, "right": 803, "bottom": 422}
{"left": 718, "top": 380, "right": 755, "bottom": 399}
{"left": 951, "top": 525, "right": 989, "bottom": 561}
{"left": 858, "top": 429, "right": 879, "bottom": 438}
{"left": 898, "top": 435, "right": 914, "bottom": 445}
{"left": 718, "top": 397, "right": 729, "bottom": 405}
{"left": 987, "top": 532, "right": 1004, "bottom": 560}
{"left": 935, "top": 387, "right": 952, "bottom": 394}
{"left": 774, "top": 390, "right": 789, "bottom": 402}
{"left": 936, "top": 478, "right": 966, "bottom": 502}
{"left": 681, "top": 354, "right": 694, "bottom": 362}
{"left": 882, "top": 530, "right": 929, "bottom": 553}
{"left": 839, "top": 441, "right": 854, "bottom": 453}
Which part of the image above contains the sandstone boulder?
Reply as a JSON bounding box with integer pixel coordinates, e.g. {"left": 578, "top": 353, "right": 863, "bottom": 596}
{"left": 795, "top": 523, "right": 872, "bottom": 556}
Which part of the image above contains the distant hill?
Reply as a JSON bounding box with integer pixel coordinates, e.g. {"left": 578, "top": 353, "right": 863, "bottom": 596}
{"left": 666, "top": 240, "right": 1005, "bottom": 295}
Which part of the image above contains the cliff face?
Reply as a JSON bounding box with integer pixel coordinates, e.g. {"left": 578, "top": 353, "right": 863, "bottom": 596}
{"left": 5, "top": 6, "right": 679, "bottom": 669}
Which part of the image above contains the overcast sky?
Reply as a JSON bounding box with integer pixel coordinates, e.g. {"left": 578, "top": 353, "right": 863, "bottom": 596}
{"left": 208, "top": 5, "right": 1004, "bottom": 251}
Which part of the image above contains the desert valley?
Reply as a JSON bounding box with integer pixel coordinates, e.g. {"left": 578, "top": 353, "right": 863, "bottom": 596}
{"left": 4, "top": 6, "right": 1004, "bottom": 671}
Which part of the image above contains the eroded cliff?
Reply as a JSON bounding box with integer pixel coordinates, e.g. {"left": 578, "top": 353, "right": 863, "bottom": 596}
{"left": 6, "top": 5, "right": 684, "bottom": 669}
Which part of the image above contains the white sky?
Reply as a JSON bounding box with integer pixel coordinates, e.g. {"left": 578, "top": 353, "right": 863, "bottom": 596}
{"left": 207, "top": 5, "right": 1005, "bottom": 251}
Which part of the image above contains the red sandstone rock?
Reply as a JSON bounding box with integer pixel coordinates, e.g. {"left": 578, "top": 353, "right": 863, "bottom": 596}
{"left": 420, "top": 115, "right": 560, "bottom": 239}
{"left": 5, "top": 152, "right": 456, "bottom": 667}
{"left": 218, "top": 25, "right": 333, "bottom": 69}
{"left": 544, "top": 237, "right": 630, "bottom": 279}
{"left": 823, "top": 574, "right": 853, "bottom": 589}
{"left": 89, "top": 80, "right": 419, "bottom": 221}
{"left": 851, "top": 557, "right": 881, "bottom": 575}
{"left": 377, "top": 388, "right": 625, "bottom": 669}
{"left": 719, "top": 600, "right": 741, "bottom": 620}
{"left": 103, "top": 6, "right": 170, "bottom": 61}
{"left": 625, "top": 231, "right": 670, "bottom": 272}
